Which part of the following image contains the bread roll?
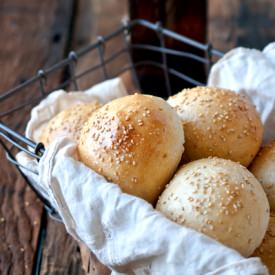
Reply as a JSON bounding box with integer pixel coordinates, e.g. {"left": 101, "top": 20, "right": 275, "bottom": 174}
{"left": 167, "top": 87, "right": 263, "bottom": 166}
{"left": 78, "top": 94, "right": 184, "bottom": 204}
{"left": 250, "top": 142, "right": 275, "bottom": 212}
{"left": 41, "top": 102, "right": 101, "bottom": 146}
{"left": 156, "top": 157, "right": 270, "bottom": 256}
{"left": 252, "top": 213, "right": 275, "bottom": 275}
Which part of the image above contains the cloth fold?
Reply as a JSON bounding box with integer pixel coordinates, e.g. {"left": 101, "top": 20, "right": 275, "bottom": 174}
{"left": 38, "top": 138, "right": 267, "bottom": 275}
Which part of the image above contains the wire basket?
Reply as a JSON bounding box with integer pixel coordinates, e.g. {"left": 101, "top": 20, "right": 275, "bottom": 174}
{"left": 0, "top": 19, "right": 223, "bottom": 222}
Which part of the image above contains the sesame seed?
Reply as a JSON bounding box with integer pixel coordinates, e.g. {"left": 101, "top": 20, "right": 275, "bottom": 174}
{"left": 208, "top": 224, "right": 214, "bottom": 231}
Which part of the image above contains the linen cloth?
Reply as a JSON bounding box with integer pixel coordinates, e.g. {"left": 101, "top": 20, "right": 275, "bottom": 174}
{"left": 16, "top": 77, "right": 269, "bottom": 274}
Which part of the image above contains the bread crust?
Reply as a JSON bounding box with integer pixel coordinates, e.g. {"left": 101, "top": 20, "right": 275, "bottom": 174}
{"left": 157, "top": 157, "right": 270, "bottom": 257}
{"left": 168, "top": 87, "right": 263, "bottom": 167}
{"left": 250, "top": 141, "right": 275, "bottom": 211}
{"left": 40, "top": 102, "right": 101, "bottom": 146}
{"left": 78, "top": 94, "right": 185, "bottom": 204}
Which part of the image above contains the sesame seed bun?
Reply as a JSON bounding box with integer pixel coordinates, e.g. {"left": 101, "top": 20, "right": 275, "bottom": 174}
{"left": 78, "top": 94, "right": 185, "bottom": 204}
{"left": 167, "top": 87, "right": 263, "bottom": 167}
{"left": 250, "top": 141, "right": 275, "bottom": 212}
{"left": 156, "top": 157, "right": 270, "bottom": 257}
{"left": 252, "top": 213, "right": 275, "bottom": 275}
{"left": 41, "top": 102, "right": 101, "bottom": 146}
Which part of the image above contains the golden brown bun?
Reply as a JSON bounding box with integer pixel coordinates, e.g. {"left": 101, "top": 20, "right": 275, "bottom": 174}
{"left": 167, "top": 87, "right": 263, "bottom": 167}
{"left": 156, "top": 157, "right": 270, "bottom": 257}
{"left": 78, "top": 94, "right": 185, "bottom": 204}
{"left": 252, "top": 213, "right": 275, "bottom": 275}
{"left": 250, "top": 142, "right": 275, "bottom": 212}
{"left": 41, "top": 102, "right": 101, "bottom": 146}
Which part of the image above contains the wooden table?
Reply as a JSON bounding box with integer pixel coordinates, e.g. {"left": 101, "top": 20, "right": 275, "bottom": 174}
{"left": 0, "top": 1, "right": 275, "bottom": 274}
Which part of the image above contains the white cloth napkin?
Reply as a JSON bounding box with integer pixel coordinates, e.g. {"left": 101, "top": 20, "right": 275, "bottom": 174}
{"left": 208, "top": 42, "right": 275, "bottom": 144}
{"left": 16, "top": 77, "right": 268, "bottom": 274}
{"left": 39, "top": 138, "right": 267, "bottom": 275}
{"left": 17, "top": 78, "right": 128, "bottom": 204}
{"left": 26, "top": 77, "right": 128, "bottom": 142}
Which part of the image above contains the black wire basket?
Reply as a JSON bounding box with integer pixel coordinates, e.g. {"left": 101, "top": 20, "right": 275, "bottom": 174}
{"left": 0, "top": 19, "right": 223, "bottom": 222}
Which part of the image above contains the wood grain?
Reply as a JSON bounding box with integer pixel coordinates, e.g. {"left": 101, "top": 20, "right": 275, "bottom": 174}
{"left": 0, "top": 1, "right": 67, "bottom": 274}
{"left": 35, "top": 1, "right": 86, "bottom": 274}
{"left": 40, "top": 221, "right": 85, "bottom": 275}
{"left": 208, "top": 0, "right": 275, "bottom": 52}
{"left": 0, "top": 173, "right": 42, "bottom": 275}
{"left": 0, "top": 0, "right": 84, "bottom": 274}
{"left": 71, "top": 0, "right": 130, "bottom": 91}
{"left": 79, "top": 243, "right": 110, "bottom": 275}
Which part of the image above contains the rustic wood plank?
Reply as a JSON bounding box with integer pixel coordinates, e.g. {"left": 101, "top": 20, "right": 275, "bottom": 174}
{"left": 0, "top": 173, "right": 42, "bottom": 275}
{"left": 40, "top": 221, "right": 85, "bottom": 275}
{"left": 34, "top": 1, "right": 86, "bottom": 274}
{"left": 0, "top": 1, "right": 66, "bottom": 274}
{"left": 79, "top": 243, "right": 110, "bottom": 275}
{"left": 71, "top": 0, "right": 130, "bottom": 92}
{"left": 208, "top": 0, "right": 275, "bottom": 52}
{"left": 0, "top": 0, "right": 85, "bottom": 274}
{"left": 208, "top": 0, "right": 240, "bottom": 52}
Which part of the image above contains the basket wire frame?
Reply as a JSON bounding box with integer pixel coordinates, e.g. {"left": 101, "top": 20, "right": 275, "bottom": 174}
{"left": 0, "top": 19, "right": 223, "bottom": 221}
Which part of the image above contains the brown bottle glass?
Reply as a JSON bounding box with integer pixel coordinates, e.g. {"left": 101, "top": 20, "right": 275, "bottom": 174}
{"left": 129, "top": 0, "right": 207, "bottom": 98}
